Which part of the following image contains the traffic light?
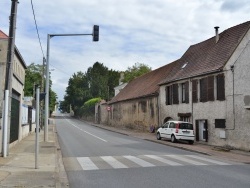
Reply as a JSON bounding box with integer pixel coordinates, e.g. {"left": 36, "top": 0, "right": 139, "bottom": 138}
{"left": 93, "top": 25, "right": 99, "bottom": 42}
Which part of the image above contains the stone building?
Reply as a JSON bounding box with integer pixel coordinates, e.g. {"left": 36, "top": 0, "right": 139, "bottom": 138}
{"left": 0, "top": 30, "right": 28, "bottom": 152}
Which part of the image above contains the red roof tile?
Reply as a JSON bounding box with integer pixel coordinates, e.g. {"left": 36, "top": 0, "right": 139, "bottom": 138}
{"left": 0, "top": 30, "right": 8, "bottom": 39}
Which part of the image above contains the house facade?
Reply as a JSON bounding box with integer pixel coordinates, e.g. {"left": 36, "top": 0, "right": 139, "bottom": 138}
{"left": 159, "top": 21, "right": 250, "bottom": 151}
{"left": 97, "top": 21, "right": 250, "bottom": 151}
{"left": 0, "top": 30, "right": 29, "bottom": 153}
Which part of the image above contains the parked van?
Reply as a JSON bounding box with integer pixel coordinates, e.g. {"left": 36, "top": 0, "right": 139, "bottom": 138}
{"left": 156, "top": 120, "right": 195, "bottom": 144}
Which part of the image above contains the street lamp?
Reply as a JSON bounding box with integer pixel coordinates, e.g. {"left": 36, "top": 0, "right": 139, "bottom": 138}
{"left": 44, "top": 25, "right": 99, "bottom": 141}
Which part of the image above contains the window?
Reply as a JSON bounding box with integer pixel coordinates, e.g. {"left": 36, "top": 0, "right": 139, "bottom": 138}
{"left": 192, "top": 80, "right": 198, "bottom": 103}
{"left": 173, "top": 84, "right": 179, "bottom": 104}
{"left": 215, "top": 119, "right": 226, "bottom": 128}
{"left": 165, "top": 85, "right": 172, "bottom": 105}
{"left": 217, "top": 74, "right": 225, "bottom": 101}
{"left": 179, "top": 123, "right": 193, "bottom": 130}
{"left": 181, "top": 81, "right": 189, "bottom": 103}
{"left": 207, "top": 76, "right": 214, "bottom": 101}
{"left": 200, "top": 77, "right": 208, "bottom": 102}
{"left": 182, "top": 83, "right": 185, "bottom": 103}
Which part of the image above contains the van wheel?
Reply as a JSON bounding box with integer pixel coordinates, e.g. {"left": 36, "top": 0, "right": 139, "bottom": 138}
{"left": 156, "top": 132, "right": 161, "bottom": 140}
{"left": 171, "top": 135, "right": 176, "bottom": 143}
{"left": 189, "top": 140, "right": 194, "bottom": 145}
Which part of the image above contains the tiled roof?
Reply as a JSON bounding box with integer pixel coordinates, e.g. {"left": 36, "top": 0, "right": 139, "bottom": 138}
{"left": 110, "top": 21, "right": 250, "bottom": 103}
{"left": 109, "top": 61, "right": 178, "bottom": 103}
{"left": 160, "top": 21, "right": 250, "bottom": 84}
{"left": 0, "top": 30, "right": 8, "bottom": 39}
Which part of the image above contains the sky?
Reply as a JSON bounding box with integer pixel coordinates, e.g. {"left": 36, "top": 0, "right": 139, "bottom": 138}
{"left": 0, "top": 0, "right": 249, "bottom": 101}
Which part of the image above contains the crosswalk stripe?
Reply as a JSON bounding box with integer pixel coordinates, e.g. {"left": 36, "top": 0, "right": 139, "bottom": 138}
{"left": 145, "top": 155, "right": 183, "bottom": 166}
{"left": 166, "top": 155, "right": 207, "bottom": 165}
{"left": 185, "top": 155, "right": 230, "bottom": 165}
{"left": 77, "top": 157, "right": 99, "bottom": 170}
{"left": 124, "top": 155, "right": 155, "bottom": 167}
{"left": 101, "top": 156, "right": 128, "bottom": 169}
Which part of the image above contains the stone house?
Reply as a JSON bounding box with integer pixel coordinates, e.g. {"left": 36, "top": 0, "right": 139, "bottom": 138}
{"left": 97, "top": 21, "right": 250, "bottom": 151}
{"left": 159, "top": 21, "right": 250, "bottom": 151}
{"left": 105, "top": 64, "right": 176, "bottom": 131}
{"left": 0, "top": 30, "right": 30, "bottom": 152}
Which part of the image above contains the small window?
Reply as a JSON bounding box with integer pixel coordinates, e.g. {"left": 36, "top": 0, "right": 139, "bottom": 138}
{"left": 163, "top": 122, "right": 169, "bottom": 128}
{"left": 181, "top": 62, "right": 188, "bottom": 69}
{"left": 181, "top": 83, "right": 186, "bottom": 103}
{"left": 215, "top": 119, "right": 226, "bottom": 128}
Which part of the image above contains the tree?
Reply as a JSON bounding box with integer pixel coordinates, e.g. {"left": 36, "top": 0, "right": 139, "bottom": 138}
{"left": 24, "top": 63, "right": 44, "bottom": 96}
{"left": 64, "top": 71, "right": 90, "bottom": 116}
{"left": 24, "top": 63, "right": 57, "bottom": 114}
{"left": 122, "top": 63, "right": 152, "bottom": 83}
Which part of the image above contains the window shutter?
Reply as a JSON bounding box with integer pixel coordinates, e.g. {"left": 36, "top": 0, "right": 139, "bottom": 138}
{"left": 207, "top": 76, "right": 214, "bottom": 101}
{"left": 192, "top": 80, "right": 198, "bottom": 103}
{"left": 185, "top": 81, "right": 189, "bottom": 103}
{"left": 200, "top": 77, "right": 208, "bottom": 102}
{"left": 173, "top": 84, "right": 179, "bottom": 104}
{"left": 165, "top": 86, "right": 168, "bottom": 105}
{"left": 217, "top": 74, "right": 225, "bottom": 101}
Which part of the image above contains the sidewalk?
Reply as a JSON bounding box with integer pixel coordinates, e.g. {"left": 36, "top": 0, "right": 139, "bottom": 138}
{"left": 87, "top": 121, "right": 250, "bottom": 164}
{"left": 0, "top": 123, "right": 69, "bottom": 188}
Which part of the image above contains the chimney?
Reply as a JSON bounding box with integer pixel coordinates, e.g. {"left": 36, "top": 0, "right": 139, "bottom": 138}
{"left": 214, "top": 26, "right": 219, "bottom": 43}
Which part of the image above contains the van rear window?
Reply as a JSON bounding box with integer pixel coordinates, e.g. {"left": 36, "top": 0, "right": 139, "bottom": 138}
{"left": 179, "top": 123, "right": 193, "bottom": 130}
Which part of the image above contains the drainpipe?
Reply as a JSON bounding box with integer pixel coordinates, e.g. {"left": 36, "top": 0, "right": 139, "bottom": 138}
{"left": 214, "top": 26, "right": 220, "bottom": 43}
{"left": 226, "top": 65, "right": 236, "bottom": 130}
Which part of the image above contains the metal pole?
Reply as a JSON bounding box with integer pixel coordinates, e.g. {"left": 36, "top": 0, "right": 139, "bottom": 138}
{"left": 2, "top": 0, "right": 18, "bottom": 157}
{"left": 35, "top": 86, "right": 40, "bottom": 169}
{"left": 2, "top": 90, "right": 9, "bottom": 158}
{"left": 44, "top": 34, "right": 50, "bottom": 142}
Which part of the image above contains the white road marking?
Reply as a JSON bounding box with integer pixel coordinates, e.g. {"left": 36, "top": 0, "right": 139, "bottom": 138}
{"left": 65, "top": 119, "right": 107, "bottom": 142}
{"left": 166, "top": 155, "right": 207, "bottom": 165}
{"left": 124, "top": 155, "right": 155, "bottom": 167}
{"left": 185, "top": 155, "right": 230, "bottom": 165}
{"left": 145, "top": 155, "right": 183, "bottom": 166}
{"left": 84, "top": 130, "right": 107, "bottom": 142}
{"left": 101, "top": 156, "right": 128, "bottom": 169}
{"left": 77, "top": 157, "right": 99, "bottom": 170}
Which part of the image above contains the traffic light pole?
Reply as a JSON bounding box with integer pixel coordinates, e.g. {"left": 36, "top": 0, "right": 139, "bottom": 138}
{"left": 44, "top": 26, "right": 99, "bottom": 142}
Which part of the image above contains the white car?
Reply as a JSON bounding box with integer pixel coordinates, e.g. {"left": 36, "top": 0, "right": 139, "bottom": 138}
{"left": 156, "top": 120, "right": 195, "bottom": 144}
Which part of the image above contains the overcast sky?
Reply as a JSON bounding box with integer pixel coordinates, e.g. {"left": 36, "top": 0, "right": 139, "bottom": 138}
{"left": 0, "top": 0, "right": 249, "bottom": 101}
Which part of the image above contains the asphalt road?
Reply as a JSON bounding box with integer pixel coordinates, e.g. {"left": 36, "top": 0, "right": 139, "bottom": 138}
{"left": 55, "top": 115, "right": 250, "bottom": 188}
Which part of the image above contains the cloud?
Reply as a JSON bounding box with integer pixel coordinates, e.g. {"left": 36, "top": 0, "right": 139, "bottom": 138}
{"left": 0, "top": 0, "right": 249, "bottom": 101}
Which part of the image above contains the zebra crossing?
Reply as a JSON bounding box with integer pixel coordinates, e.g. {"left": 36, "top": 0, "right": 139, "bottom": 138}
{"left": 63, "top": 154, "right": 234, "bottom": 171}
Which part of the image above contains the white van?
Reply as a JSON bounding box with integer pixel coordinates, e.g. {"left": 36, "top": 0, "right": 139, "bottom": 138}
{"left": 156, "top": 120, "right": 195, "bottom": 144}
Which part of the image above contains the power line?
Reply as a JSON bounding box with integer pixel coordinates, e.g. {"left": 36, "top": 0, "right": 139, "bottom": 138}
{"left": 30, "top": 0, "right": 45, "bottom": 58}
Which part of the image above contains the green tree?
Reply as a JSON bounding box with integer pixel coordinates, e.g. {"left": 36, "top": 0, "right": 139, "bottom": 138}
{"left": 24, "top": 63, "right": 57, "bottom": 114}
{"left": 64, "top": 71, "right": 90, "bottom": 116}
{"left": 24, "top": 63, "right": 44, "bottom": 96}
{"left": 122, "top": 62, "right": 152, "bottom": 83}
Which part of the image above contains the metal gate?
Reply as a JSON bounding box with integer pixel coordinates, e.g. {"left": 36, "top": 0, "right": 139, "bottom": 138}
{"left": 10, "top": 95, "right": 20, "bottom": 143}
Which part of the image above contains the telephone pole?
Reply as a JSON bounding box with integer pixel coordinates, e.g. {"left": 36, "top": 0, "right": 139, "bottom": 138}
{"left": 2, "top": 0, "right": 19, "bottom": 157}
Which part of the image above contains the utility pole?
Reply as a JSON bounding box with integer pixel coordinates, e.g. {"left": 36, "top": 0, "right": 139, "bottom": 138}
{"left": 2, "top": 0, "right": 19, "bottom": 157}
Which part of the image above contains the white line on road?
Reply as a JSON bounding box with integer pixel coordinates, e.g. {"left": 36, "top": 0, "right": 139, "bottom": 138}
{"left": 185, "top": 155, "right": 230, "bottom": 165}
{"left": 166, "top": 155, "right": 207, "bottom": 165}
{"left": 77, "top": 157, "right": 99, "bottom": 170}
{"left": 101, "top": 156, "right": 128, "bottom": 169}
{"left": 124, "top": 155, "right": 155, "bottom": 167}
{"left": 65, "top": 119, "right": 107, "bottom": 142}
{"left": 145, "top": 155, "right": 183, "bottom": 166}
